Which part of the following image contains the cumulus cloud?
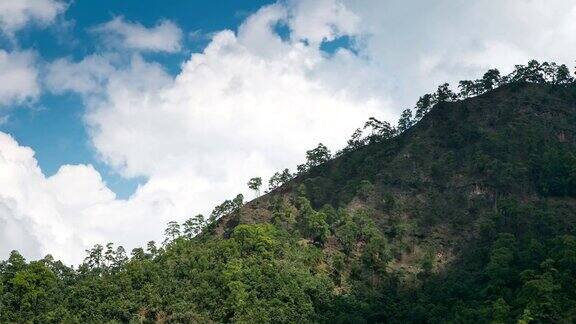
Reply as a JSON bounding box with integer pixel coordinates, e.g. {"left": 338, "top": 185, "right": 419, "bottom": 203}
{"left": 21, "top": 2, "right": 381, "bottom": 263}
{"left": 340, "top": 0, "right": 576, "bottom": 107}
{"left": 0, "top": 131, "right": 186, "bottom": 264}
{"left": 0, "top": 50, "right": 39, "bottom": 106}
{"left": 0, "top": 132, "right": 79, "bottom": 261}
{"left": 86, "top": 3, "right": 382, "bottom": 183}
{"left": 92, "top": 17, "right": 183, "bottom": 53}
{"left": 287, "top": 0, "right": 359, "bottom": 44}
{"left": 45, "top": 54, "right": 116, "bottom": 95}
{"left": 8, "top": 0, "right": 576, "bottom": 264}
{"left": 0, "top": 0, "right": 66, "bottom": 35}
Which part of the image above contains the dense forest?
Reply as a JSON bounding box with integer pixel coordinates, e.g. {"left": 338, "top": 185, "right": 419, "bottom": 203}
{"left": 2, "top": 60, "right": 576, "bottom": 323}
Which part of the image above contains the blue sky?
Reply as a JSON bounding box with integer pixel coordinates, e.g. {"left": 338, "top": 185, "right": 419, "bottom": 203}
{"left": 1, "top": 0, "right": 275, "bottom": 198}
{"left": 16, "top": 0, "right": 274, "bottom": 60}
{"left": 2, "top": 0, "right": 575, "bottom": 264}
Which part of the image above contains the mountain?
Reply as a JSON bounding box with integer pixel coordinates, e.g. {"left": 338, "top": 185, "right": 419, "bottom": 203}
{"left": 1, "top": 62, "right": 576, "bottom": 323}
{"left": 208, "top": 81, "right": 576, "bottom": 322}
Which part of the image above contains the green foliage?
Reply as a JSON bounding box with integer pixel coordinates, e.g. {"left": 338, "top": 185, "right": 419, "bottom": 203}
{"left": 356, "top": 180, "right": 374, "bottom": 200}
{"left": 491, "top": 297, "right": 510, "bottom": 323}
{"left": 397, "top": 108, "right": 414, "bottom": 133}
{"left": 163, "top": 221, "right": 181, "bottom": 245}
{"left": 208, "top": 193, "right": 244, "bottom": 225}
{"left": 268, "top": 168, "right": 293, "bottom": 191}
{"left": 0, "top": 223, "right": 338, "bottom": 323}
{"left": 231, "top": 224, "right": 278, "bottom": 257}
{"left": 363, "top": 117, "right": 395, "bottom": 143}
{"left": 296, "top": 143, "right": 332, "bottom": 175}
{"left": 533, "top": 146, "right": 576, "bottom": 197}
{"left": 297, "top": 197, "right": 330, "bottom": 244}
{"left": 247, "top": 177, "right": 262, "bottom": 196}
{"left": 380, "top": 191, "right": 395, "bottom": 212}
{"left": 183, "top": 214, "right": 206, "bottom": 238}
{"left": 485, "top": 233, "right": 517, "bottom": 291}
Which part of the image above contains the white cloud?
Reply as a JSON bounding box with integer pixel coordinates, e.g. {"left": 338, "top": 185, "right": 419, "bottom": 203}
{"left": 92, "top": 17, "right": 183, "bottom": 53}
{"left": 340, "top": 0, "right": 576, "bottom": 107}
{"left": 0, "top": 132, "right": 80, "bottom": 262}
{"left": 0, "top": 131, "right": 187, "bottom": 264}
{"left": 85, "top": 3, "right": 383, "bottom": 184}
{"left": 79, "top": 3, "right": 382, "bottom": 254}
{"left": 288, "top": 0, "right": 359, "bottom": 44}
{"left": 19, "top": 2, "right": 382, "bottom": 264}
{"left": 0, "top": 50, "right": 39, "bottom": 106}
{"left": 0, "top": 0, "right": 66, "bottom": 35}
{"left": 45, "top": 54, "right": 116, "bottom": 95}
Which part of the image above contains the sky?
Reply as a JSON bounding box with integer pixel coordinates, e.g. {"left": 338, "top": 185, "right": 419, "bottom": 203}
{"left": 1, "top": 0, "right": 576, "bottom": 264}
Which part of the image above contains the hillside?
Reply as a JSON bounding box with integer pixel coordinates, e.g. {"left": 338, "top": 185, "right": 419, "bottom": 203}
{"left": 2, "top": 62, "right": 576, "bottom": 323}
{"left": 207, "top": 81, "right": 576, "bottom": 322}
{"left": 216, "top": 81, "right": 576, "bottom": 271}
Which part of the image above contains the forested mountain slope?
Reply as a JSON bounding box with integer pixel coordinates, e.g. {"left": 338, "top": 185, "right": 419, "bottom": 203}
{"left": 208, "top": 81, "right": 576, "bottom": 322}
{"left": 2, "top": 62, "right": 576, "bottom": 323}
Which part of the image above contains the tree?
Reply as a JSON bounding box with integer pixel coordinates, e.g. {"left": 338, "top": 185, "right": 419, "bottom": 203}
{"left": 84, "top": 244, "right": 104, "bottom": 271}
{"left": 512, "top": 60, "right": 544, "bottom": 83}
{"left": 279, "top": 168, "right": 293, "bottom": 183}
{"left": 346, "top": 128, "right": 365, "bottom": 151}
{"left": 113, "top": 246, "right": 128, "bottom": 269}
{"left": 146, "top": 241, "right": 158, "bottom": 257}
{"left": 491, "top": 298, "right": 511, "bottom": 324}
{"left": 183, "top": 214, "right": 206, "bottom": 238}
{"left": 104, "top": 243, "right": 116, "bottom": 268}
{"left": 296, "top": 197, "right": 330, "bottom": 244}
{"left": 305, "top": 143, "right": 331, "bottom": 168}
{"left": 209, "top": 194, "right": 244, "bottom": 223}
{"left": 397, "top": 109, "right": 414, "bottom": 133}
{"left": 231, "top": 224, "right": 277, "bottom": 256}
{"left": 268, "top": 172, "right": 282, "bottom": 191}
{"left": 363, "top": 117, "right": 395, "bottom": 143}
{"left": 232, "top": 194, "right": 244, "bottom": 211}
{"left": 5, "top": 260, "right": 58, "bottom": 318}
{"left": 269, "top": 169, "right": 294, "bottom": 191}
{"left": 541, "top": 62, "right": 557, "bottom": 82}
{"left": 415, "top": 93, "right": 435, "bottom": 119}
{"left": 5, "top": 250, "right": 26, "bottom": 274}
{"left": 296, "top": 163, "right": 308, "bottom": 175}
{"left": 481, "top": 69, "right": 501, "bottom": 91}
{"left": 247, "top": 177, "right": 262, "bottom": 197}
{"left": 511, "top": 63, "right": 528, "bottom": 82}
{"left": 458, "top": 80, "right": 477, "bottom": 98}
{"left": 554, "top": 64, "right": 574, "bottom": 84}
{"left": 210, "top": 200, "right": 234, "bottom": 222}
{"left": 535, "top": 148, "right": 576, "bottom": 197}
{"left": 517, "top": 263, "right": 561, "bottom": 322}
{"left": 435, "top": 83, "right": 457, "bottom": 103}
{"left": 130, "top": 247, "right": 146, "bottom": 260}
{"left": 335, "top": 215, "right": 360, "bottom": 254}
{"left": 485, "top": 233, "right": 517, "bottom": 292}
{"left": 306, "top": 211, "right": 330, "bottom": 244}
{"left": 525, "top": 60, "right": 545, "bottom": 83}
{"left": 163, "top": 221, "right": 181, "bottom": 245}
